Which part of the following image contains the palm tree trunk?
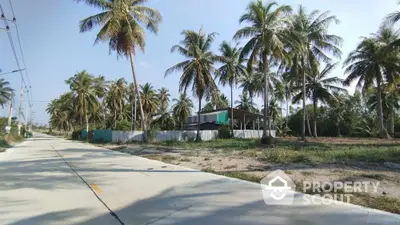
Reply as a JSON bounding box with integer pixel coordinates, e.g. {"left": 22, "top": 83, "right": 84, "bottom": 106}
{"left": 134, "top": 94, "right": 137, "bottom": 131}
{"left": 131, "top": 102, "right": 134, "bottom": 131}
{"left": 390, "top": 96, "right": 395, "bottom": 137}
{"left": 301, "top": 70, "right": 306, "bottom": 141}
{"left": 84, "top": 100, "right": 89, "bottom": 140}
{"left": 196, "top": 97, "right": 202, "bottom": 142}
{"left": 313, "top": 98, "right": 318, "bottom": 138}
{"left": 129, "top": 51, "right": 148, "bottom": 142}
{"left": 286, "top": 96, "right": 289, "bottom": 128}
{"left": 376, "top": 71, "right": 390, "bottom": 139}
{"left": 306, "top": 110, "right": 312, "bottom": 137}
{"left": 230, "top": 84, "right": 234, "bottom": 137}
{"left": 262, "top": 54, "right": 270, "bottom": 138}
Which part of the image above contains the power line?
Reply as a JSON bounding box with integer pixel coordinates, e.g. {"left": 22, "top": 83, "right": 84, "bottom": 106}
{"left": 7, "top": 0, "right": 32, "bottom": 103}
{"left": 0, "top": 4, "right": 28, "bottom": 92}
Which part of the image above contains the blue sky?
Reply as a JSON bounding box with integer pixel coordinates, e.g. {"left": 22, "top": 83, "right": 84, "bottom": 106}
{"left": 0, "top": 0, "right": 398, "bottom": 125}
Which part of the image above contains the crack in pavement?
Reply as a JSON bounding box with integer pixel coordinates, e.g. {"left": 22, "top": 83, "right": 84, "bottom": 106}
{"left": 142, "top": 204, "right": 193, "bottom": 225}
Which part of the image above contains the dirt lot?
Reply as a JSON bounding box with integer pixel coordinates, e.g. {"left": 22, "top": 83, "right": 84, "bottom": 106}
{"left": 95, "top": 137, "right": 400, "bottom": 213}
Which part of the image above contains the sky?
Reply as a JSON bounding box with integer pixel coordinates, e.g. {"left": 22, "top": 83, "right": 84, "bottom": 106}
{"left": 0, "top": 0, "right": 398, "bottom": 125}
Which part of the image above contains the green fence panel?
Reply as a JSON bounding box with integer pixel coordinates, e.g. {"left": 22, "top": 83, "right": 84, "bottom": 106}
{"left": 93, "top": 130, "right": 112, "bottom": 143}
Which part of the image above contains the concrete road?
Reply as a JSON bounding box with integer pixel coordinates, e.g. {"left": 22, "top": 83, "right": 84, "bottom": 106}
{"left": 0, "top": 133, "right": 399, "bottom": 225}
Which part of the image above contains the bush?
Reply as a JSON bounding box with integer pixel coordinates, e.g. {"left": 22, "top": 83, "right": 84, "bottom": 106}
{"left": 71, "top": 130, "right": 81, "bottom": 140}
{"left": 147, "top": 126, "right": 160, "bottom": 142}
{"left": 218, "top": 125, "right": 231, "bottom": 139}
{"left": 260, "top": 136, "right": 276, "bottom": 145}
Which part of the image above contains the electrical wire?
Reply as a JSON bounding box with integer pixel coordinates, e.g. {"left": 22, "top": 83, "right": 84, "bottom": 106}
{"left": 0, "top": 3, "right": 32, "bottom": 124}
{"left": 8, "top": 0, "right": 32, "bottom": 103}
{"left": 0, "top": 4, "right": 28, "bottom": 91}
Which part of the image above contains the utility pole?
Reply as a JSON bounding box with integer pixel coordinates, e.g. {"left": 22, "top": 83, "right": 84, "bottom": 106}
{"left": 6, "top": 96, "right": 13, "bottom": 134}
{"left": 7, "top": 96, "right": 12, "bottom": 126}
{"left": 25, "top": 102, "right": 29, "bottom": 131}
{"left": 17, "top": 79, "right": 23, "bottom": 135}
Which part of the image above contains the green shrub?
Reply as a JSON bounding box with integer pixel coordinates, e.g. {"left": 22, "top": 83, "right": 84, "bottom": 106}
{"left": 71, "top": 130, "right": 81, "bottom": 140}
{"left": 147, "top": 126, "right": 160, "bottom": 142}
{"left": 218, "top": 125, "right": 231, "bottom": 139}
{"left": 260, "top": 136, "right": 276, "bottom": 145}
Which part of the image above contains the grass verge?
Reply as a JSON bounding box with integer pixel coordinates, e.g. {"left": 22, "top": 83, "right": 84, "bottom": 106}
{"left": 201, "top": 168, "right": 400, "bottom": 214}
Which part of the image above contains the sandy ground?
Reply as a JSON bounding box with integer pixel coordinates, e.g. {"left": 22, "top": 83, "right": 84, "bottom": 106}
{"left": 97, "top": 142, "right": 400, "bottom": 201}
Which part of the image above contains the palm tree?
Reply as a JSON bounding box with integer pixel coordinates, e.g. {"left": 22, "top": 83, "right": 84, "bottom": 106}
{"left": 268, "top": 98, "right": 281, "bottom": 128}
{"left": 66, "top": 70, "right": 99, "bottom": 134}
{"left": 78, "top": 0, "right": 162, "bottom": 142}
{"left": 218, "top": 94, "right": 229, "bottom": 109}
{"left": 47, "top": 92, "right": 75, "bottom": 133}
{"left": 127, "top": 82, "right": 137, "bottom": 130}
{"left": 374, "top": 26, "right": 400, "bottom": 136}
{"left": 235, "top": 91, "right": 257, "bottom": 112}
{"left": 328, "top": 92, "right": 347, "bottom": 136}
{"left": 140, "top": 82, "right": 159, "bottom": 127}
{"left": 286, "top": 6, "right": 342, "bottom": 140}
{"left": 240, "top": 73, "right": 257, "bottom": 102}
{"left": 215, "top": 41, "right": 247, "bottom": 134}
{"left": 106, "top": 78, "right": 127, "bottom": 128}
{"left": 202, "top": 102, "right": 214, "bottom": 112}
{"left": 172, "top": 93, "right": 193, "bottom": 130}
{"left": 165, "top": 29, "right": 217, "bottom": 141}
{"left": 383, "top": 0, "right": 400, "bottom": 26}
{"left": 343, "top": 34, "right": 400, "bottom": 138}
{"left": 292, "top": 63, "right": 345, "bottom": 137}
{"left": 158, "top": 87, "right": 170, "bottom": 114}
{"left": 205, "top": 91, "right": 229, "bottom": 111}
{"left": 385, "top": 77, "right": 400, "bottom": 136}
{"left": 234, "top": 0, "right": 292, "bottom": 139}
{"left": 0, "top": 79, "right": 14, "bottom": 108}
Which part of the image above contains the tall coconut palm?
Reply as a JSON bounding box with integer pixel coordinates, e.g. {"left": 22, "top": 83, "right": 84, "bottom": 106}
{"left": 292, "top": 63, "right": 345, "bottom": 137}
{"left": 385, "top": 77, "right": 400, "bottom": 136}
{"left": 215, "top": 41, "right": 247, "bottom": 134}
{"left": 268, "top": 98, "right": 281, "bottom": 128}
{"left": 205, "top": 91, "right": 229, "bottom": 111}
{"left": 66, "top": 70, "right": 99, "bottom": 134}
{"left": 47, "top": 92, "right": 75, "bottom": 133}
{"left": 106, "top": 78, "right": 127, "bottom": 128}
{"left": 240, "top": 73, "right": 257, "bottom": 101}
{"left": 343, "top": 35, "right": 400, "bottom": 138}
{"left": 78, "top": 0, "right": 162, "bottom": 142}
{"left": 165, "top": 29, "right": 217, "bottom": 141}
{"left": 0, "top": 79, "right": 14, "bottom": 108}
{"left": 235, "top": 91, "right": 257, "bottom": 112}
{"left": 383, "top": 0, "right": 400, "bottom": 26}
{"left": 172, "top": 93, "right": 193, "bottom": 130}
{"left": 287, "top": 6, "right": 342, "bottom": 140}
{"left": 127, "top": 82, "right": 137, "bottom": 130}
{"left": 373, "top": 26, "right": 400, "bottom": 136}
{"left": 158, "top": 87, "right": 170, "bottom": 114}
{"left": 140, "top": 82, "right": 159, "bottom": 127}
{"left": 234, "top": 0, "right": 292, "bottom": 139}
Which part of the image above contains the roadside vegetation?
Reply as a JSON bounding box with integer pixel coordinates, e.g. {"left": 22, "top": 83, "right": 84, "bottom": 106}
{"left": 0, "top": 118, "right": 27, "bottom": 152}
{"left": 99, "top": 137, "right": 400, "bottom": 214}
{"left": 45, "top": 0, "right": 400, "bottom": 215}
{"left": 47, "top": 0, "right": 400, "bottom": 144}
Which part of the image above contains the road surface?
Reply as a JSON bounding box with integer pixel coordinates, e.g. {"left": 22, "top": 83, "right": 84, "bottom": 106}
{"left": 0, "top": 133, "right": 399, "bottom": 225}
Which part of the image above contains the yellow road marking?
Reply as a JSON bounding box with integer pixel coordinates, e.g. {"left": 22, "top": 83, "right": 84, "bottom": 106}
{"left": 90, "top": 184, "right": 103, "bottom": 195}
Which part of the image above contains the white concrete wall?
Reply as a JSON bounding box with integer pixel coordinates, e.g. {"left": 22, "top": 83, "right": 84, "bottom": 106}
{"left": 233, "top": 130, "right": 276, "bottom": 139}
{"left": 112, "top": 130, "right": 275, "bottom": 143}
